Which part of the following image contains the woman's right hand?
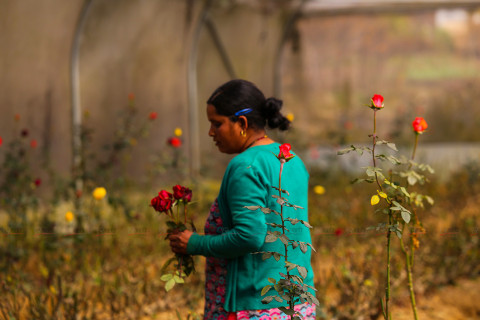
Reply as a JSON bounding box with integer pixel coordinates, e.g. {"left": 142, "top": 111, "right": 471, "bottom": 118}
{"left": 168, "top": 230, "right": 193, "bottom": 254}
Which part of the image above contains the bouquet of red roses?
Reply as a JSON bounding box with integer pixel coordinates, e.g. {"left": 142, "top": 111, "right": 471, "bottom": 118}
{"left": 151, "top": 184, "right": 195, "bottom": 291}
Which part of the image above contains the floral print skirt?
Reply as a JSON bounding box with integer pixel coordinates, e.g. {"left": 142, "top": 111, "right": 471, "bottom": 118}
{"left": 203, "top": 199, "right": 316, "bottom": 320}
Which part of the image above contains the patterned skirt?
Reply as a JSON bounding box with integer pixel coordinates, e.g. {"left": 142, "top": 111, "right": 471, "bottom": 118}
{"left": 203, "top": 199, "right": 316, "bottom": 320}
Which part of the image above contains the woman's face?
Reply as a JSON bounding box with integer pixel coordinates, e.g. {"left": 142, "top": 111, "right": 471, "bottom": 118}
{"left": 207, "top": 104, "right": 244, "bottom": 154}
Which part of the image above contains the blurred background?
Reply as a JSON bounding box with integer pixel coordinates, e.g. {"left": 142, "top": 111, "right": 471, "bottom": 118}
{"left": 1, "top": 0, "right": 480, "bottom": 319}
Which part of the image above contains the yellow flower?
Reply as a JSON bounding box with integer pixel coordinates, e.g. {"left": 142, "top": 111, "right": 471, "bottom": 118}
{"left": 65, "top": 211, "right": 74, "bottom": 222}
{"left": 364, "top": 279, "right": 373, "bottom": 287}
{"left": 49, "top": 285, "right": 56, "bottom": 294}
{"left": 174, "top": 127, "right": 183, "bottom": 137}
{"left": 371, "top": 195, "right": 380, "bottom": 205}
{"left": 129, "top": 138, "right": 137, "bottom": 146}
{"left": 286, "top": 113, "right": 294, "bottom": 122}
{"left": 92, "top": 187, "right": 107, "bottom": 200}
{"left": 313, "top": 185, "right": 325, "bottom": 195}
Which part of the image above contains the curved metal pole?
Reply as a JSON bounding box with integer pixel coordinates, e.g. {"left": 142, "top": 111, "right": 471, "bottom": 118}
{"left": 71, "top": 0, "right": 94, "bottom": 196}
{"left": 187, "top": 0, "right": 214, "bottom": 179}
{"left": 273, "top": 0, "right": 307, "bottom": 98}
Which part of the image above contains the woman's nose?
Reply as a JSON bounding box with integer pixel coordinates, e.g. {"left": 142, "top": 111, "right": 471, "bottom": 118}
{"left": 208, "top": 125, "right": 214, "bottom": 137}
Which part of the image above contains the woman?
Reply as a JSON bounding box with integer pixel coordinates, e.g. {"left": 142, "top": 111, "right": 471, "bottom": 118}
{"left": 169, "top": 79, "right": 315, "bottom": 320}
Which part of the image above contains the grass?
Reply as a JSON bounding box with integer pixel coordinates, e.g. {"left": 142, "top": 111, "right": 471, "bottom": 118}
{"left": 1, "top": 163, "right": 480, "bottom": 319}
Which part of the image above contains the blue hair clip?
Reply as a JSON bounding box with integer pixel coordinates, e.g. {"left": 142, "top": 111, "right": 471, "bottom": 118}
{"left": 234, "top": 108, "right": 253, "bottom": 116}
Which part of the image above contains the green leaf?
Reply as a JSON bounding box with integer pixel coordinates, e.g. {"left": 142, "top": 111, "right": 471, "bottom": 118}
{"left": 165, "top": 278, "right": 175, "bottom": 291}
{"left": 261, "top": 207, "right": 272, "bottom": 214}
{"left": 292, "top": 241, "right": 299, "bottom": 249}
{"left": 299, "top": 242, "right": 308, "bottom": 253}
{"left": 261, "top": 285, "right": 272, "bottom": 296}
{"left": 337, "top": 146, "right": 355, "bottom": 155}
{"left": 268, "top": 277, "right": 277, "bottom": 284}
{"left": 262, "top": 252, "right": 272, "bottom": 260}
{"left": 387, "top": 142, "right": 398, "bottom": 151}
{"left": 160, "top": 274, "right": 173, "bottom": 281}
{"left": 285, "top": 261, "right": 297, "bottom": 272}
{"left": 262, "top": 296, "right": 274, "bottom": 304}
{"left": 279, "top": 234, "right": 289, "bottom": 245}
{"left": 425, "top": 195, "right": 434, "bottom": 205}
{"left": 401, "top": 210, "right": 411, "bottom": 224}
{"left": 279, "top": 306, "right": 295, "bottom": 316}
{"left": 301, "top": 220, "right": 313, "bottom": 229}
{"left": 173, "top": 275, "right": 184, "bottom": 283}
{"left": 265, "top": 233, "right": 278, "bottom": 243}
{"left": 297, "top": 266, "right": 308, "bottom": 279}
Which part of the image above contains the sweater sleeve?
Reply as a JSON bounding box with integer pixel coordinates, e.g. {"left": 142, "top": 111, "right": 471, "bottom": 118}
{"left": 187, "top": 161, "right": 268, "bottom": 259}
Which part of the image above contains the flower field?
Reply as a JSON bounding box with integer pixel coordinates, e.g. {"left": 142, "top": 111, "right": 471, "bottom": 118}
{"left": 1, "top": 98, "right": 480, "bottom": 319}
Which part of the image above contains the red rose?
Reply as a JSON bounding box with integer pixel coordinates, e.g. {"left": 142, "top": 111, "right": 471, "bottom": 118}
{"left": 30, "top": 139, "right": 38, "bottom": 148}
{"left": 149, "top": 112, "right": 157, "bottom": 120}
{"left": 335, "top": 228, "right": 344, "bottom": 236}
{"left": 151, "top": 190, "right": 173, "bottom": 213}
{"left": 34, "top": 178, "right": 42, "bottom": 187}
{"left": 412, "top": 117, "right": 428, "bottom": 134}
{"left": 184, "top": 188, "right": 192, "bottom": 202}
{"left": 370, "top": 94, "right": 384, "bottom": 109}
{"left": 168, "top": 137, "right": 182, "bottom": 148}
{"left": 277, "top": 143, "right": 295, "bottom": 162}
{"left": 173, "top": 185, "right": 185, "bottom": 200}
{"left": 173, "top": 185, "right": 193, "bottom": 203}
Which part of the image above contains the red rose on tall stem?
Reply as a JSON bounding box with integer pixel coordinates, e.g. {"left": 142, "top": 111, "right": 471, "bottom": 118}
{"left": 370, "top": 94, "right": 384, "bottom": 110}
{"left": 277, "top": 143, "right": 295, "bottom": 162}
{"left": 412, "top": 117, "right": 428, "bottom": 134}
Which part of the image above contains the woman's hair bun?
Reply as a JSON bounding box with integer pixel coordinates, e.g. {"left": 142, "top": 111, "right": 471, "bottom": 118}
{"left": 263, "top": 97, "right": 290, "bottom": 131}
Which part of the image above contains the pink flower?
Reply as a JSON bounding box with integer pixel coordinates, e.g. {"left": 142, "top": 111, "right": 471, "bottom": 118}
{"left": 0, "top": 136, "right": 2, "bottom": 147}
{"left": 370, "top": 94, "right": 384, "bottom": 109}
{"left": 412, "top": 117, "right": 428, "bottom": 134}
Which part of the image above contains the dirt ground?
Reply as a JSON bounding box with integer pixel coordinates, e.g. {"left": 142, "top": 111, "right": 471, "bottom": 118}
{"left": 384, "top": 277, "right": 480, "bottom": 320}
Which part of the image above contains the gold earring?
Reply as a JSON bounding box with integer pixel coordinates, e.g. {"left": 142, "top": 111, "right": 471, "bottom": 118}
{"left": 241, "top": 130, "right": 246, "bottom": 137}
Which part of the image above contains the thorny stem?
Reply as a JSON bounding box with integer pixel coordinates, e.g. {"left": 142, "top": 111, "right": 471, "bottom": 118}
{"left": 279, "top": 160, "right": 295, "bottom": 319}
{"left": 372, "top": 110, "right": 383, "bottom": 191}
{"left": 373, "top": 109, "right": 389, "bottom": 320}
{"left": 400, "top": 225, "right": 419, "bottom": 320}
{"left": 385, "top": 213, "right": 392, "bottom": 320}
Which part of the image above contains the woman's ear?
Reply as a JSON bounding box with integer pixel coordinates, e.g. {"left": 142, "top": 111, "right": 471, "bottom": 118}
{"left": 238, "top": 115, "right": 248, "bottom": 131}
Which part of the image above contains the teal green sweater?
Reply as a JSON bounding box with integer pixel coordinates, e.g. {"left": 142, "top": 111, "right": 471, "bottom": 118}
{"left": 187, "top": 143, "right": 314, "bottom": 312}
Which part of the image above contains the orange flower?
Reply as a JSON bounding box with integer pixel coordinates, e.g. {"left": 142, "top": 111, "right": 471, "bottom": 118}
{"left": 128, "top": 93, "right": 135, "bottom": 101}
{"left": 412, "top": 117, "right": 428, "bottom": 134}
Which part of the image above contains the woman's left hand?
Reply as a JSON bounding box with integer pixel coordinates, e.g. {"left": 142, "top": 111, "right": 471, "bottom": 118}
{"left": 168, "top": 230, "right": 193, "bottom": 254}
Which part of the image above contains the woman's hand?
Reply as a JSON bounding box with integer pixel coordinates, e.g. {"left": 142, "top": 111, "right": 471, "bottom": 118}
{"left": 168, "top": 230, "right": 193, "bottom": 254}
